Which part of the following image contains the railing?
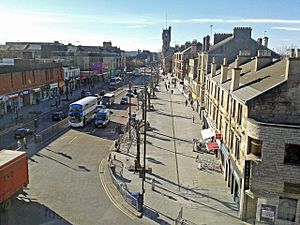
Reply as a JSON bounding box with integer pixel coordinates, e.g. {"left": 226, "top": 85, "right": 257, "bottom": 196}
{"left": 108, "top": 161, "right": 142, "bottom": 212}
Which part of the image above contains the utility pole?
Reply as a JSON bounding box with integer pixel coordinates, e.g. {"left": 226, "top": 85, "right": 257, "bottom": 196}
{"left": 128, "top": 81, "right": 132, "bottom": 140}
{"left": 141, "top": 81, "right": 147, "bottom": 217}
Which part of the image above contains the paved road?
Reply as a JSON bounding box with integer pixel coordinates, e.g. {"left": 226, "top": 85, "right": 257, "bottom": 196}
{"left": 0, "top": 75, "right": 153, "bottom": 225}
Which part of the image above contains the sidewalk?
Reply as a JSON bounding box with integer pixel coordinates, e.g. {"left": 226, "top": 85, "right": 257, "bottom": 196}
{"left": 109, "top": 80, "right": 249, "bottom": 225}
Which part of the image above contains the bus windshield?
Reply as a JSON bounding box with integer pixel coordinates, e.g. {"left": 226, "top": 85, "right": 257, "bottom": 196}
{"left": 69, "top": 104, "right": 82, "bottom": 113}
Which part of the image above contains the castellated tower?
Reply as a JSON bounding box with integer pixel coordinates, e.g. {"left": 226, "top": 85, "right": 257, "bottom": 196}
{"left": 162, "top": 26, "right": 171, "bottom": 52}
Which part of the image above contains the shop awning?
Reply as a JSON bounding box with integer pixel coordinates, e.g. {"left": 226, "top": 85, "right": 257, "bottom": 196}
{"left": 206, "top": 142, "right": 219, "bottom": 151}
{"left": 201, "top": 128, "right": 215, "bottom": 140}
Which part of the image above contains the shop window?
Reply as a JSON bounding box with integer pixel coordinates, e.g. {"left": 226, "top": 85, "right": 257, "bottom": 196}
{"left": 284, "top": 144, "right": 300, "bottom": 165}
{"left": 247, "top": 137, "right": 262, "bottom": 157}
{"left": 278, "top": 197, "right": 297, "bottom": 222}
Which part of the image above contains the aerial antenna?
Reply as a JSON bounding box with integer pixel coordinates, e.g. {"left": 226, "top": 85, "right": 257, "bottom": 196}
{"left": 264, "top": 30, "right": 267, "bottom": 37}
{"left": 166, "top": 14, "right": 168, "bottom": 29}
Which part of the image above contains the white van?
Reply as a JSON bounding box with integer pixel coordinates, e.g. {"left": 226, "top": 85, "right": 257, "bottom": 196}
{"left": 101, "top": 93, "right": 115, "bottom": 107}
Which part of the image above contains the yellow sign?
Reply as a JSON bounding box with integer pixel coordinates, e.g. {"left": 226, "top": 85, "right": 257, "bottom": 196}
{"left": 59, "top": 81, "right": 65, "bottom": 88}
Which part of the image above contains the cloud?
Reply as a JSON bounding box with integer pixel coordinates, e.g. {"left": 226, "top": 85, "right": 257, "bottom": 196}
{"left": 169, "top": 18, "right": 300, "bottom": 25}
{"left": 271, "top": 26, "right": 300, "bottom": 31}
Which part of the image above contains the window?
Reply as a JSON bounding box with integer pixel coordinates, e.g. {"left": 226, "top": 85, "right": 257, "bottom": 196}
{"left": 284, "top": 182, "right": 300, "bottom": 194}
{"left": 247, "top": 137, "right": 262, "bottom": 157}
{"left": 237, "top": 104, "right": 242, "bottom": 125}
{"left": 33, "top": 71, "right": 36, "bottom": 84}
{"left": 278, "top": 197, "right": 297, "bottom": 222}
{"left": 220, "top": 90, "right": 224, "bottom": 106}
{"left": 235, "top": 137, "right": 240, "bottom": 160}
{"left": 45, "top": 69, "right": 49, "bottom": 81}
{"left": 284, "top": 144, "right": 300, "bottom": 164}
{"left": 232, "top": 99, "right": 236, "bottom": 118}
{"left": 22, "top": 72, "right": 26, "bottom": 85}
{"left": 226, "top": 94, "right": 230, "bottom": 111}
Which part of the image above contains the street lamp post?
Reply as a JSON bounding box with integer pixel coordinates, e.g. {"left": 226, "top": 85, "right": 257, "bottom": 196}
{"left": 128, "top": 81, "right": 132, "bottom": 140}
{"left": 141, "top": 81, "right": 147, "bottom": 218}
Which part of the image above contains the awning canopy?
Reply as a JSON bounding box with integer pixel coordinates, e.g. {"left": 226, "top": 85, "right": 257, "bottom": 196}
{"left": 201, "top": 128, "right": 215, "bottom": 140}
{"left": 206, "top": 142, "right": 219, "bottom": 151}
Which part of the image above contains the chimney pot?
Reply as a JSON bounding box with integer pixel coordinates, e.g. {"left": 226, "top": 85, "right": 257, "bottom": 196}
{"left": 296, "top": 49, "right": 300, "bottom": 58}
{"left": 223, "top": 57, "right": 227, "bottom": 65}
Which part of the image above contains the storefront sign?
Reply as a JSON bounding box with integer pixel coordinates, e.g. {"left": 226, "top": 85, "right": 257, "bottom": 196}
{"left": 21, "top": 90, "right": 30, "bottom": 95}
{"left": 260, "top": 204, "right": 276, "bottom": 225}
{"left": 244, "top": 160, "right": 251, "bottom": 190}
{"left": 215, "top": 133, "right": 222, "bottom": 140}
{"left": 8, "top": 93, "right": 19, "bottom": 99}
{"left": 50, "top": 83, "right": 58, "bottom": 89}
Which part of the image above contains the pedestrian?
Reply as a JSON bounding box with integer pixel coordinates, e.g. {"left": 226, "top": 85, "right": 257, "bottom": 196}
{"left": 192, "top": 115, "right": 195, "bottom": 123}
{"left": 17, "top": 140, "right": 21, "bottom": 149}
{"left": 23, "top": 137, "right": 27, "bottom": 149}
{"left": 185, "top": 100, "right": 188, "bottom": 106}
{"left": 171, "top": 89, "right": 173, "bottom": 95}
{"left": 195, "top": 154, "right": 200, "bottom": 162}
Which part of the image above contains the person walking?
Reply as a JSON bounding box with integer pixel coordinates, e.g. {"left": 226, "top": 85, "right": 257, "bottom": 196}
{"left": 23, "top": 137, "right": 28, "bottom": 149}
{"left": 185, "top": 100, "right": 188, "bottom": 106}
{"left": 192, "top": 115, "right": 195, "bottom": 123}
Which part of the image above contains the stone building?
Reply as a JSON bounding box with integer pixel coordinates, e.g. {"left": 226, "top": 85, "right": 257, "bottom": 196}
{"left": 203, "top": 49, "right": 300, "bottom": 224}
{"left": 173, "top": 40, "right": 202, "bottom": 98}
{"left": 195, "top": 27, "right": 280, "bottom": 108}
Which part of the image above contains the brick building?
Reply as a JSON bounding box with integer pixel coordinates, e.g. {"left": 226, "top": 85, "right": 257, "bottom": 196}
{"left": 203, "top": 49, "right": 300, "bottom": 224}
{"left": 0, "top": 62, "right": 63, "bottom": 116}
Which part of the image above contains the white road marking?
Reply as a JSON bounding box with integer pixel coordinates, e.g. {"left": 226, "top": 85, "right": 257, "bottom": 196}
{"left": 68, "top": 136, "right": 78, "bottom": 144}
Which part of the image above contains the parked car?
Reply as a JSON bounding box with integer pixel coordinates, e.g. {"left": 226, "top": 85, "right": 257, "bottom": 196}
{"left": 126, "top": 92, "right": 134, "bottom": 98}
{"left": 120, "top": 96, "right": 128, "bottom": 104}
{"left": 14, "top": 128, "right": 33, "bottom": 139}
{"left": 52, "top": 111, "right": 67, "bottom": 121}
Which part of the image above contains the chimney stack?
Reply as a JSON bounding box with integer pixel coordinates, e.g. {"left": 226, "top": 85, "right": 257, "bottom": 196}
{"left": 262, "top": 37, "right": 269, "bottom": 47}
{"left": 237, "top": 50, "right": 251, "bottom": 65}
{"left": 255, "top": 49, "right": 272, "bottom": 71}
{"left": 220, "top": 58, "right": 228, "bottom": 83}
{"left": 231, "top": 59, "right": 241, "bottom": 91}
{"left": 211, "top": 57, "right": 217, "bottom": 77}
{"left": 296, "top": 49, "right": 300, "bottom": 58}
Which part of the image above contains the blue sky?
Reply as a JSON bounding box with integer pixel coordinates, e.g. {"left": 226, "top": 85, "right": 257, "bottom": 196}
{"left": 0, "top": 0, "right": 300, "bottom": 52}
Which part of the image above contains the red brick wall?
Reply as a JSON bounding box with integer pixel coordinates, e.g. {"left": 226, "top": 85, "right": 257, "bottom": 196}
{"left": 0, "top": 64, "right": 63, "bottom": 95}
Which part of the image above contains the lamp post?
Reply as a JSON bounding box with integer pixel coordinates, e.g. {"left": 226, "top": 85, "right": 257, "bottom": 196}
{"left": 141, "top": 81, "right": 147, "bottom": 218}
{"left": 128, "top": 81, "right": 132, "bottom": 140}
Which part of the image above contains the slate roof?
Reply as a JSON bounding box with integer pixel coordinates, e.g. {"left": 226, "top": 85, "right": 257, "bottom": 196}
{"left": 209, "top": 58, "right": 287, "bottom": 103}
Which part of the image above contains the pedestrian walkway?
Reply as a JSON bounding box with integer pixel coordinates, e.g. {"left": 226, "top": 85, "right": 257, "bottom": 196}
{"left": 109, "top": 78, "right": 249, "bottom": 225}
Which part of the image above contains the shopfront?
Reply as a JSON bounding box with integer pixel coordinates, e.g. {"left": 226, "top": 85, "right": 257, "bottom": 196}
{"left": 0, "top": 96, "right": 6, "bottom": 116}
{"left": 31, "top": 88, "right": 41, "bottom": 104}
{"left": 220, "top": 143, "right": 242, "bottom": 210}
{"left": 19, "top": 89, "right": 31, "bottom": 107}
{"left": 6, "top": 92, "right": 20, "bottom": 113}
{"left": 50, "top": 83, "right": 58, "bottom": 98}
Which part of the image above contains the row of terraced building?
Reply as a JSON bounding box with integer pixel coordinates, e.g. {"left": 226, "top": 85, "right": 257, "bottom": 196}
{"left": 161, "top": 26, "right": 300, "bottom": 225}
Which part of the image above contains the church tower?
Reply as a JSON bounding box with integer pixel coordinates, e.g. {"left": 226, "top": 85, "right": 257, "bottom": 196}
{"left": 162, "top": 26, "right": 171, "bottom": 52}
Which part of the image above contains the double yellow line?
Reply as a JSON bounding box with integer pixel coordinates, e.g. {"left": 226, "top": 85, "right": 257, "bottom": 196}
{"left": 98, "top": 157, "right": 136, "bottom": 220}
